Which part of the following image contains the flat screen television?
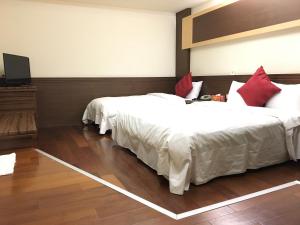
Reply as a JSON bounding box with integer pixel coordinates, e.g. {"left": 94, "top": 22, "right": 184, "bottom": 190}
{"left": 3, "top": 53, "right": 31, "bottom": 85}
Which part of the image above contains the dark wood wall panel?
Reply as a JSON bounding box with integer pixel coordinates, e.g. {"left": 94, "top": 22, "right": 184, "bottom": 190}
{"left": 176, "top": 8, "right": 191, "bottom": 79}
{"left": 193, "top": 74, "right": 300, "bottom": 95}
{"left": 32, "top": 77, "right": 176, "bottom": 128}
{"left": 31, "top": 74, "right": 300, "bottom": 128}
{"left": 193, "top": 0, "right": 300, "bottom": 43}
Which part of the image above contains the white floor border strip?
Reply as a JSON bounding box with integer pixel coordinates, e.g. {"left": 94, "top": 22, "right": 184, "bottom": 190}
{"left": 177, "top": 180, "right": 300, "bottom": 220}
{"left": 36, "top": 149, "right": 300, "bottom": 221}
{"left": 36, "top": 149, "right": 177, "bottom": 220}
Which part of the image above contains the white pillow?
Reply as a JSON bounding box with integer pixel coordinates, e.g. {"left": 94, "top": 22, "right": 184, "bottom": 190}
{"left": 266, "top": 82, "right": 300, "bottom": 112}
{"left": 227, "top": 81, "right": 247, "bottom": 106}
{"left": 185, "top": 81, "right": 203, "bottom": 99}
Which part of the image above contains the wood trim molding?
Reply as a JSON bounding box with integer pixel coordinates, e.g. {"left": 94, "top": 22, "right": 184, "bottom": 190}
{"left": 182, "top": 0, "right": 237, "bottom": 49}
{"left": 191, "top": 0, "right": 238, "bottom": 19}
{"left": 182, "top": 16, "right": 193, "bottom": 50}
{"left": 190, "top": 19, "right": 300, "bottom": 49}
{"left": 182, "top": 0, "right": 300, "bottom": 49}
{"left": 176, "top": 8, "right": 191, "bottom": 79}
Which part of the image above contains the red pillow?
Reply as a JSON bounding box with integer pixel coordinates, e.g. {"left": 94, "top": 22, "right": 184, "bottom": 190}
{"left": 175, "top": 72, "right": 193, "bottom": 97}
{"left": 237, "top": 67, "right": 281, "bottom": 107}
{"left": 253, "top": 66, "right": 270, "bottom": 81}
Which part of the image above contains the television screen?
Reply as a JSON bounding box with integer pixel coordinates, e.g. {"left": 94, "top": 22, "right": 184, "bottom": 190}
{"left": 3, "top": 53, "right": 31, "bottom": 85}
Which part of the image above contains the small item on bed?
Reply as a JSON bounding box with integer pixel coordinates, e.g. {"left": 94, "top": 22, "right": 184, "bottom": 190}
{"left": 211, "top": 94, "right": 226, "bottom": 102}
{"left": 237, "top": 66, "right": 281, "bottom": 107}
{"left": 185, "top": 99, "right": 194, "bottom": 104}
{"left": 200, "top": 95, "right": 212, "bottom": 101}
{"left": 175, "top": 72, "right": 193, "bottom": 98}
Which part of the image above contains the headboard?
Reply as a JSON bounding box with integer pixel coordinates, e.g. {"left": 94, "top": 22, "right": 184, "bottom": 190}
{"left": 194, "top": 74, "right": 300, "bottom": 96}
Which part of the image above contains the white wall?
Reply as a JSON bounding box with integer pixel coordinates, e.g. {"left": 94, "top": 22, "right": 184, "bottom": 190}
{"left": 191, "top": 1, "right": 300, "bottom": 76}
{"left": 0, "top": 0, "right": 175, "bottom": 77}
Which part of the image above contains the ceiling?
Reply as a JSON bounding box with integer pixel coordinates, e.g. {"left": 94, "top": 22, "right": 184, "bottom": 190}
{"left": 35, "top": 0, "right": 209, "bottom": 12}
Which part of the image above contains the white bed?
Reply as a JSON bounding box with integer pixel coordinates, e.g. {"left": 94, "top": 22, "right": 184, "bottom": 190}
{"left": 111, "top": 101, "right": 300, "bottom": 195}
{"left": 82, "top": 93, "right": 185, "bottom": 134}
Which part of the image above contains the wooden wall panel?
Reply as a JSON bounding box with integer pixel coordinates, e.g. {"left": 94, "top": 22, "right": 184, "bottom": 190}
{"left": 182, "top": 16, "right": 193, "bottom": 53}
{"left": 32, "top": 77, "right": 176, "bottom": 128}
{"left": 193, "top": 0, "right": 300, "bottom": 43}
{"left": 183, "top": 0, "right": 300, "bottom": 49}
{"left": 176, "top": 8, "right": 191, "bottom": 79}
{"left": 31, "top": 74, "right": 300, "bottom": 128}
{"left": 193, "top": 74, "right": 300, "bottom": 95}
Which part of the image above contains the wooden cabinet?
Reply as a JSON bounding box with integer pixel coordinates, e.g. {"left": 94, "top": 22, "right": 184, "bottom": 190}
{"left": 0, "top": 86, "right": 37, "bottom": 150}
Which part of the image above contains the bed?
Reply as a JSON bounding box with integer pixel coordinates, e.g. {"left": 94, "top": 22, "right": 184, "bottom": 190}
{"left": 82, "top": 93, "right": 185, "bottom": 134}
{"left": 111, "top": 101, "right": 300, "bottom": 195}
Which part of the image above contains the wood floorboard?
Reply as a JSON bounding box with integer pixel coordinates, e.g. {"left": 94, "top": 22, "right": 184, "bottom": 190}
{"left": 0, "top": 150, "right": 166, "bottom": 225}
{"left": 34, "top": 125, "right": 300, "bottom": 214}
{"left": 0, "top": 132, "right": 300, "bottom": 224}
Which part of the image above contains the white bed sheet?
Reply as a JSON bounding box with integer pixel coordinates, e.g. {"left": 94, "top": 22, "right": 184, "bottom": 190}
{"left": 82, "top": 93, "right": 185, "bottom": 134}
{"left": 111, "top": 101, "right": 300, "bottom": 195}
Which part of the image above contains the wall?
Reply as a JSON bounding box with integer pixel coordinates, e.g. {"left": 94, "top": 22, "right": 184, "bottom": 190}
{"left": 191, "top": 0, "right": 300, "bottom": 76}
{"left": 0, "top": 0, "right": 175, "bottom": 77}
{"left": 32, "top": 77, "right": 175, "bottom": 127}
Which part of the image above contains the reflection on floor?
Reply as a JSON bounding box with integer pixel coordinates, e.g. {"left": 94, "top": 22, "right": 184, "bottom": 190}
{"left": 0, "top": 149, "right": 167, "bottom": 225}
{"left": 37, "top": 126, "right": 300, "bottom": 213}
{"left": 1, "top": 146, "right": 300, "bottom": 224}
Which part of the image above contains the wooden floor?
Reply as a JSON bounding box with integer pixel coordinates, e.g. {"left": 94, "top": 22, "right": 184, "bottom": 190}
{"left": 0, "top": 149, "right": 170, "bottom": 225}
{"left": 1, "top": 125, "right": 300, "bottom": 224}
{"left": 0, "top": 148, "right": 300, "bottom": 224}
{"left": 37, "top": 126, "right": 300, "bottom": 214}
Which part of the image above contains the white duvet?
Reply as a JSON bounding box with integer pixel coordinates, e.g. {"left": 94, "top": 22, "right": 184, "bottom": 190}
{"left": 112, "top": 101, "right": 300, "bottom": 195}
{"left": 82, "top": 93, "right": 185, "bottom": 134}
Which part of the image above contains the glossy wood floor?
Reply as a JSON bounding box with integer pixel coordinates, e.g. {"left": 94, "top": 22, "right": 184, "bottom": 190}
{"left": 1, "top": 146, "right": 300, "bottom": 224}
{"left": 36, "top": 126, "right": 300, "bottom": 214}
{"left": 0, "top": 149, "right": 169, "bottom": 225}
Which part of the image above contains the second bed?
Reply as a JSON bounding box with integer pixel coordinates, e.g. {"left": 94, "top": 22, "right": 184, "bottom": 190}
{"left": 111, "top": 101, "right": 300, "bottom": 195}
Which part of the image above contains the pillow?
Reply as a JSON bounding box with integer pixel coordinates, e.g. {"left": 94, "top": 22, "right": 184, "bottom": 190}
{"left": 253, "top": 66, "right": 271, "bottom": 81}
{"left": 175, "top": 72, "right": 193, "bottom": 98}
{"left": 185, "top": 81, "right": 203, "bottom": 99}
{"left": 237, "top": 67, "right": 281, "bottom": 107}
{"left": 266, "top": 82, "right": 300, "bottom": 112}
{"left": 227, "top": 81, "right": 247, "bottom": 106}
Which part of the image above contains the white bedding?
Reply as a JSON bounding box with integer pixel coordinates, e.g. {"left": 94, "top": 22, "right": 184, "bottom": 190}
{"left": 111, "top": 101, "right": 300, "bottom": 195}
{"left": 82, "top": 93, "right": 185, "bottom": 134}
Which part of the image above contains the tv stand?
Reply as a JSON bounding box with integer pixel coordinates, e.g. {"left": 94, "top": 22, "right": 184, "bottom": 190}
{"left": 0, "top": 85, "right": 37, "bottom": 150}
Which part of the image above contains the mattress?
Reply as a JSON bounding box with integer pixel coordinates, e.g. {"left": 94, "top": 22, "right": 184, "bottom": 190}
{"left": 111, "top": 101, "right": 300, "bottom": 195}
{"left": 82, "top": 93, "right": 185, "bottom": 134}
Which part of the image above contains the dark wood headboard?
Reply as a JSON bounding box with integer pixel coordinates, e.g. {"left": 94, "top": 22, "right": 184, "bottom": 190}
{"left": 194, "top": 74, "right": 300, "bottom": 95}
{"left": 32, "top": 77, "right": 176, "bottom": 128}
{"left": 32, "top": 74, "right": 300, "bottom": 128}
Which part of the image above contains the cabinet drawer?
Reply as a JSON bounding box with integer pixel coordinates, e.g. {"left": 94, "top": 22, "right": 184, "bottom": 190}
{"left": 0, "top": 86, "right": 37, "bottom": 111}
